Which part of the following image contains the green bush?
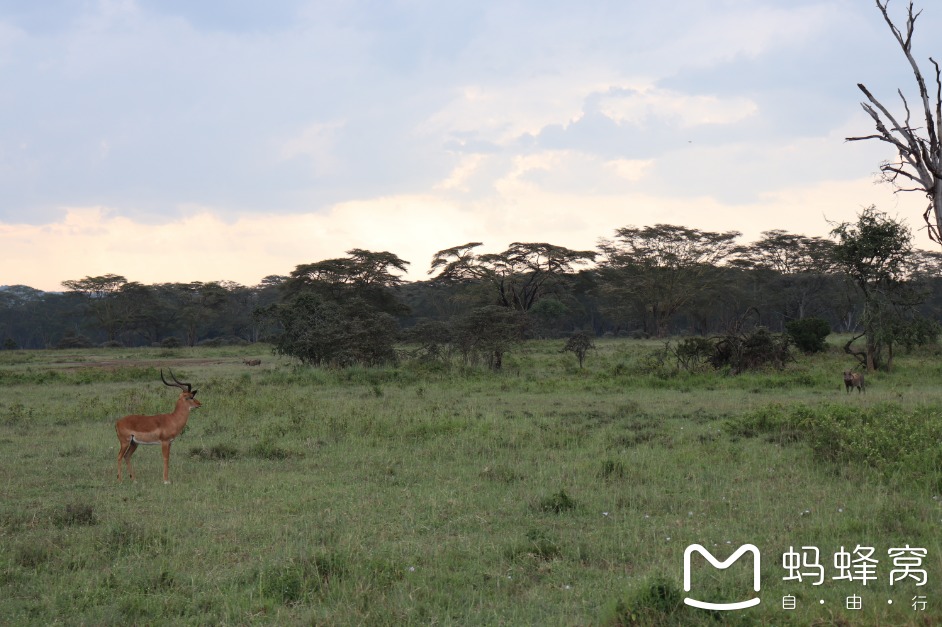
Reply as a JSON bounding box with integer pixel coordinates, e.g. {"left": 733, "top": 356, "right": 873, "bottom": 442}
{"left": 729, "top": 402, "right": 942, "bottom": 489}
{"left": 55, "top": 333, "right": 94, "bottom": 349}
{"left": 563, "top": 332, "right": 595, "bottom": 368}
{"left": 785, "top": 317, "right": 831, "bottom": 354}
{"left": 272, "top": 293, "right": 399, "bottom": 367}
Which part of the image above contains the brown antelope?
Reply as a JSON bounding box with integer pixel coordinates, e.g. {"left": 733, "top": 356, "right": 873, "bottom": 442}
{"left": 242, "top": 358, "right": 261, "bottom": 366}
{"left": 115, "top": 370, "right": 201, "bottom": 484}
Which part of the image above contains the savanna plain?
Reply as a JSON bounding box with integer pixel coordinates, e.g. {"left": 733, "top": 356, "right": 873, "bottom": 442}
{"left": 1, "top": 338, "right": 941, "bottom": 626}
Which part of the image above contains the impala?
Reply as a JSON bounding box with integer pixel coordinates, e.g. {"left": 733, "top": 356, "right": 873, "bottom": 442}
{"left": 116, "top": 370, "right": 201, "bottom": 484}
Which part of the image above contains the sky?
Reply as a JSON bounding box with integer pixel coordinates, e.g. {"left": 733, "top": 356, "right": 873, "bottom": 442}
{"left": 1, "top": 0, "right": 940, "bottom": 291}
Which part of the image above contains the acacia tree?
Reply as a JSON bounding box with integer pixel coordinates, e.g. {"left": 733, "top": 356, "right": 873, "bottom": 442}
{"left": 830, "top": 206, "right": 934, "bottom": 370}
{"left": 847, "top": 0, "right": 942, "bottom": 243}
{"left": 285, "top": 248, "right": 410, "bottom": 316}
{"left": 597, "top": 224, "right": 741, "bottom": 337}
{"left": 429, "top": 242, "right": 596, "bottom": 312}
{"left": 61, "top": 274, "right": 128, "bottom": 342}
{"left": 269, "top": 249, "right": 410, "bottom": 366}
{"left": 733, "top": 230, "right": 837, "bottom": 323}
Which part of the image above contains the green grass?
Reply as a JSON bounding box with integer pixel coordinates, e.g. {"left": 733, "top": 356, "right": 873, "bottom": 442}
{"left": 0, "top": 339, "right": 941, "bottom": 624}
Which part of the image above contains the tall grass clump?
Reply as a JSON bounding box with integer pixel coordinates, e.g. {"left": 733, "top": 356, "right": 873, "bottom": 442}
{"left": 729, "top": 402, "right": 942, "bottom": 489}
{"left": 603, "top": 576, "right": 687, "bottom": 626}
{"left": 257, "top": 552, "right": 347, "bottom": 605}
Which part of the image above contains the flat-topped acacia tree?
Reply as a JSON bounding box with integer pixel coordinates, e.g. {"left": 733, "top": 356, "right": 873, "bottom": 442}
{"left": 429, "top": 242, "right": 596, "bottom": 312}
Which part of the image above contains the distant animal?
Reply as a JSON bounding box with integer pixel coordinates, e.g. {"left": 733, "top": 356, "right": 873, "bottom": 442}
{"left": 242, "top": 359, "right": 262, "bottom": 366}
{"left": 115, "top": 369, "right": 201, "bottom": 484}
{"left": 843, "top": 370, "right": 865, "bottom": 394}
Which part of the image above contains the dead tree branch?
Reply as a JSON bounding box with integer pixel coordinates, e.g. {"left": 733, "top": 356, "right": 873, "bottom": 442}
{"left": 847, "top": 0, "right": 942, "bottom": 243}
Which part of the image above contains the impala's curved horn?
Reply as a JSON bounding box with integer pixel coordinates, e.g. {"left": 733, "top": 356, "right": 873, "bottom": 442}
{"left": 161, "top": 369, "right": 193, "bottom": 393}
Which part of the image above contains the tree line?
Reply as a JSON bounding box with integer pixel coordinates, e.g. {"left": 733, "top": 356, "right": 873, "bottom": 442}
{"left": 2, "top": 208, "right": 940, "bottom": 371}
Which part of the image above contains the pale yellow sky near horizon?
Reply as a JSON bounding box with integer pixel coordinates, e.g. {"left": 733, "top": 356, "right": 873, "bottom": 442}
{"left": 2, "top": 174, "right": 935, "bottom": 292}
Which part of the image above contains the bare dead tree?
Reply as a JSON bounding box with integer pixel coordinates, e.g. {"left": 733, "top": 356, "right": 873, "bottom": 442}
{"left": 847, "top": 0, "right": 942, "bottom": 243}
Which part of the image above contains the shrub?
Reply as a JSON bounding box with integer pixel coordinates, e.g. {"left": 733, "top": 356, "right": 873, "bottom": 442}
{"left": 785, "top": 317, "right": 831, "bottom": 354}
{"left": 728, "top": 402, "right": 942, "bottom": 489}
{"left": 55, "top": 333, "right": 94, "bottom": 349}
{"left": 160, "top": 337, "right": 182, "bottom": 348}
{"left": 451, "top": 306, "right": 525, "bottom": 371}
{"left": 563, "top": 332, "right": 595, "bottom": 368}
{"left": 272, "top": 292, "right": 399, "bottom": 367}
{"left": 671, "top": 337, "right": 714, "bottom": 371}
{"left": 711, "top": 327, "right": 791, "bottom": 373}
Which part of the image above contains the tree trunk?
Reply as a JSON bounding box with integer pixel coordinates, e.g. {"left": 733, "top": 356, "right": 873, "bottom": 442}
{"left": 934, "top": 181, "right": 942, "bottom": 243}
{"left": 492, "top": 350, "right": 503, "bottom": 371}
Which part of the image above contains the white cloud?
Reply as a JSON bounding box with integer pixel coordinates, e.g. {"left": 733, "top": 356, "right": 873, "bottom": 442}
{"left": 607, "top": 158, "right": 654, "bottom": 182}
{"left": 280, "top": 120, "right": 347, "bottom": 176}
{"left": 651, "top": 3, "right": 844, "bottom": 70}
{"left": 421, "top": 72, "right": 636, "bottom": 144}
{"left": 597, "top": 88, "right": 759, "bottom": 129}
{"left": 434, "top": 154, "right": 486, "bottom": 192}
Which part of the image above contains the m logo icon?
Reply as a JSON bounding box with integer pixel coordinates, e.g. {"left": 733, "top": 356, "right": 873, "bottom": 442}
{"left": 683, "top": 544, "right": 761, "bottom": 611}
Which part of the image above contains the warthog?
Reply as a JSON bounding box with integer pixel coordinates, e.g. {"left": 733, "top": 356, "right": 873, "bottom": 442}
{"left": 242, "top": 358, "right": 262, "bottom": 366}
{"left": 843, "top": 370, "right": 865, "bottom": 393}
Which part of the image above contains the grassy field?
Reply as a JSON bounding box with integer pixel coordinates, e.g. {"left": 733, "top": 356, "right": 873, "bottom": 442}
{"left": 1, "top": 339, "right": 941, "bottom": 625}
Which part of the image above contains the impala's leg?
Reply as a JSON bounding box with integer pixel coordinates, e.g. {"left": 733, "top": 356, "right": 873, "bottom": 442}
{"left": 161, "top": 441, "right": 172, "bottom": 484}
{"left": 124, "top": 441, "right": 139, "bottom": 481}
{"left": 117, "top": 439, "right": 129, "bottom": 480}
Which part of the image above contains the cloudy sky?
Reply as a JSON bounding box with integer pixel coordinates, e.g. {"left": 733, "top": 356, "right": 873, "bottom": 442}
{"left": 1, "top": 0, "right": 939, "bottom": 290}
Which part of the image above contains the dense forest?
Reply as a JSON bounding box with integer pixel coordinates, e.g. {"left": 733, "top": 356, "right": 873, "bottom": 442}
{"left": 3, "top": 212, "right": 941, "bottom": 371}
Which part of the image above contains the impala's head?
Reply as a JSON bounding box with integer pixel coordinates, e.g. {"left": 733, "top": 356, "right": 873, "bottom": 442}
{"left": 161, "top": 369, "right": 201, "bottom": 409}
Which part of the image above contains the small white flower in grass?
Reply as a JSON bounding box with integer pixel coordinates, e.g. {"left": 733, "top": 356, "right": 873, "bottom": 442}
{"left": 666, "top": 537, "right": 671, "bottom": 541}
{"left": 688, "top": 511, "right": 693, "bottom": 517}
{"left": 564, "top": 585, "right": 572, "bottom": 590}
{"left": 603, "top": 512, "right": 609, "bottom": 517}
{"left": 838, "top": 508, "right": 843, "bottom": 513}
{"left": 644, "top": 514, "right": 650, "bottom": 519}
{"left": 409, "top": 566, "right": 416, "bottom": 572}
